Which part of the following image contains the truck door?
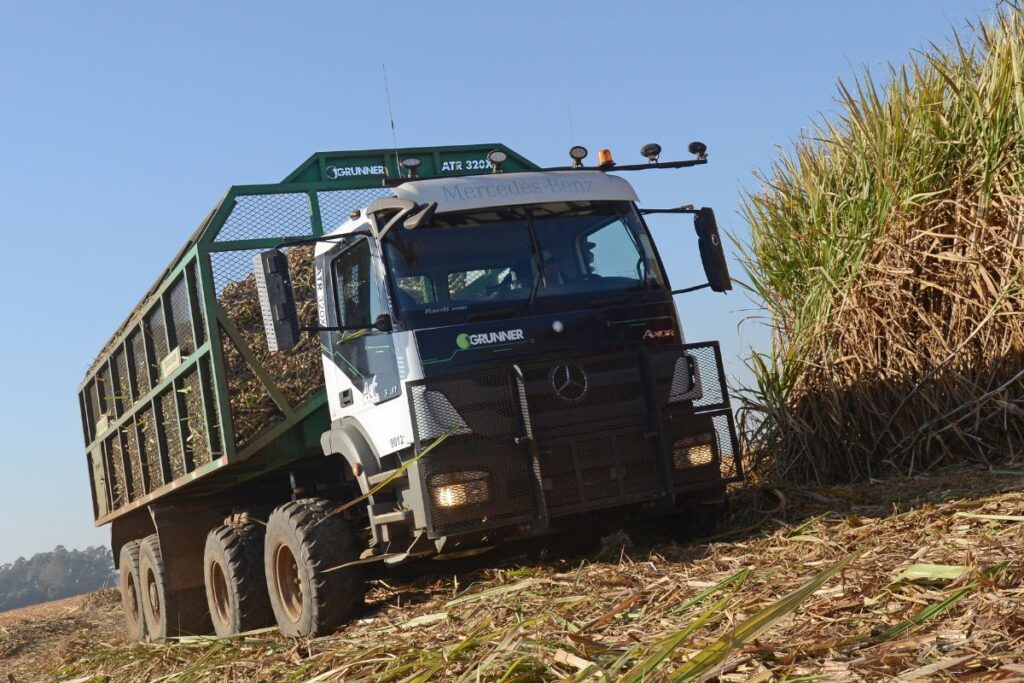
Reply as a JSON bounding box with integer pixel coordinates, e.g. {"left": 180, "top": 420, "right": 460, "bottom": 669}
{"left": 328, "top": 237, "right": 400, "bottom": 405}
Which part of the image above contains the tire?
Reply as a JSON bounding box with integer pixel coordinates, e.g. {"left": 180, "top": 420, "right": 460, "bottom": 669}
{"left": 118, "top": 540, "right": 146, "bottom": 641}
{"left": 264, "top": 498, "right": 365, "bottom": 637}
{"left": 204, "top": 521, "right": 274, "bottom": 636}
{"left": 138, "top": 534, "right": 212, "bottom": 640}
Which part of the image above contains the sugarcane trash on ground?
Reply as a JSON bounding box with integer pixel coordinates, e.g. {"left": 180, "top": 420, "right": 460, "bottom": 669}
{"left": 4, "top": 464, "right": 1021, "bottom": 682}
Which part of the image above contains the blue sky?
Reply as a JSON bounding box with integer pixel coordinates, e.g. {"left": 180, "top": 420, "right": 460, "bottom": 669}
{"left": 0, "top": 1, "right": 997, "bottom": 563}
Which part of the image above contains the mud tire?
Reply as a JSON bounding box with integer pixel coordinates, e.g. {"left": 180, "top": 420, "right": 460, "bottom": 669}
{"left": 204, "top": 521, "right": 274, "bottom": 636}
{"left": 118, "top": 540, "right": 146, "bottom": 641}
{"left": 138, "top": 534, "right": 212, "bottom": 640}
{"left": 264, "top": 498, "right": 365, "bottom": 637}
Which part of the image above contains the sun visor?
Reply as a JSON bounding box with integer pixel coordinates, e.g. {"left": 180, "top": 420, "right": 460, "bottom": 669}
{"left": 393, "top": 171, "right": 638, "bottom": 213}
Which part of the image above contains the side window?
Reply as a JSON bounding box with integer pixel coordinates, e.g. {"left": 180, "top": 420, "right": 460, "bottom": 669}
{"left": 580, "top": 220, "right": 644, "bottom": 281}
{"left": 332, "top": 240, "right": 379, "bottom": 327}
{"left": 329, "top": 239, "right": 400, "bottom": 403}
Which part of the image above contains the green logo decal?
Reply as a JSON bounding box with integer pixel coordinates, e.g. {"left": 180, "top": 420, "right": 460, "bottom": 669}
{"left": 456, "top": 333, "right": 471, "bottom": 350}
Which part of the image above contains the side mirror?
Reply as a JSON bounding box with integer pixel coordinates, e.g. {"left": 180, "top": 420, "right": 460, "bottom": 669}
{"left": 694, "top": 208, "right": 732, "bottom": 292}
{"left": 373, "top": 313, "right": 394, "bottom": 333}
{"left": 253, "top": 250, "right": 301, "bottom": 352}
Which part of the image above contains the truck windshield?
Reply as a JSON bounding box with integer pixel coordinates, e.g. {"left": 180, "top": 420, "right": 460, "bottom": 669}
{"left": 382, "top": 200, "right": 665, "bottom": 327}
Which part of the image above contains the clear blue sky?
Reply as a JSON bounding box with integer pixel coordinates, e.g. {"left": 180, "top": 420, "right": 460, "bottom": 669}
{"left": 0, "top": 1, "right": 997, "bottom": 564}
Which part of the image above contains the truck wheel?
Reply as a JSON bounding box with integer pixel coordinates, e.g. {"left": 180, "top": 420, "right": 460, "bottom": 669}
{"left": 264, "top": 499, "right": 365, "bottom": 637}
{"left": 118, "top": 540, "right": 146, "bottom": 641}
{"left": 138, "top": 534, "right": 212, "bottom": 640}
{"left": 204, "top": 521, "right": 274, "bottom": 636}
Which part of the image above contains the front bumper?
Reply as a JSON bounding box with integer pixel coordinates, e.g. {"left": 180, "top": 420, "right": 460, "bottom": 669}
{"left": 408, "top": 342, "right": 742, "bottom": 539}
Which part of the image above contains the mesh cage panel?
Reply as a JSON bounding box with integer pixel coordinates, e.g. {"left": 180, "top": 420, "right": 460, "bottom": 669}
{"left": 317, "top": 188, "right": 394, "bottom": 232}
{"left": 199, "top": 356, "right": 222, "bottom": 458}
{"left": 411, "top": 369, "right": 535, "bottom": 534}
{"left": 138, "top": 407, "right": 162, "bottom": 489}
{"left": 216, "top": 192, "right": 314, "bottom": 242}
{"left": 124, "top": 422, "right": 144, "bottom": 500}
{"left": 712, "top": 412, "right": 740, "bottom": 480}
{"left": 665, "top": 344, "right": 727, "bottom": 410}
{"left": 107, "top": 434, "right": 126, "bottom": 508}
{"left": 220, "top": 332, "right": 286, "bottom": 450}
{"left": 211, "top": 244, "right": 321, "bottom": 449}
{"left": 180, "top": 366, "right": 212, "bottom": 466}
{"left": 668, "top": 409, "right": 742, "bottom": 487}
{"left": 145, "top": 304, "right": 169, "bottom": 379}
{"left": 96, "top": 366, "right": 113, "bottom": 418}
{"left": 421, "top": 443, "right": 534, "bottom": 534}
{"left": 159, "top": 388, "right": 186, "bottom": 480}
{"left": 167, "top": 275, "right": 194, "bottom": 355}
{"left": 191, "top": 264, "right": 207, "bottom": 346}
{"left": 83, "top": 380, "right": 98, "bottom": 441}
{"left": 128, "top": 327, "right": 150, "bottom": 398}
{"left": 112, "top": 349, "right": 129, "bottom": 416}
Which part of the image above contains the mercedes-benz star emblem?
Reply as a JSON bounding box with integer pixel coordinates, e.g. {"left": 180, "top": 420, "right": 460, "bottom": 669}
{"left": 550, "top": 364, "right": 589, "bottom": 402}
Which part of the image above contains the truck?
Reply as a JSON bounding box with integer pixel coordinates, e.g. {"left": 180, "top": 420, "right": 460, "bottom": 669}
{"left": 78, "top": 142, "right": 743, "bottom": 641}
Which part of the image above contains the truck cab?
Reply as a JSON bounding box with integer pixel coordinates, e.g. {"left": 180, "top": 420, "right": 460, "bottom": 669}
{"left": 263, "top": 160, "right": 742, "bottom": 563}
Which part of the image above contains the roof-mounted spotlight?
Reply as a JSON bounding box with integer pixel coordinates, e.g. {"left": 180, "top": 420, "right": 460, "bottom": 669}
{"left": 400, "top": 156, "right": 422, "bottom": 178}
{"left": 487, "top": 149, "right": 508, "bottom": 173}
{"left": 688, "top": 141, "right": 708, "bottom": 160}
{"left": 640, "top": 143, "right": 662, "bottom": 163}
{"left": 569, "top": 145, "right": 588, "bottom": 168}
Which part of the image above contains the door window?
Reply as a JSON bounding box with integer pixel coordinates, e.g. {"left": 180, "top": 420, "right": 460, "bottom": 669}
{"left": 330, "top": 239, "right": 400, "bottom": 403}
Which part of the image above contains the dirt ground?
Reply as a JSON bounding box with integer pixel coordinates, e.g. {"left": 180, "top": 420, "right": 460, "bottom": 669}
{"left": 2, "top": 465, "right": 1023, "bottom": 682}
{"left": 0, "top": 589, "right": 122, "bottom": 681}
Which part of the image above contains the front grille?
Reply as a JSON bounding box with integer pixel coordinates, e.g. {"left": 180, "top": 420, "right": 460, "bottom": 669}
{"left": 409, "top": 342, "right": 741, "bottom": 536}
{"left": 539, "top": 430, "right": 658, "bottom": 514}
{"left": 521, "top": 354, "right": 647, "bottom": 436}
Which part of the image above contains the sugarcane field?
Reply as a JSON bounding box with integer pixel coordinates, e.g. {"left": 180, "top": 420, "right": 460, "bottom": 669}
{"left": 3, "top": 3, "right": 1024, "bottom": 682}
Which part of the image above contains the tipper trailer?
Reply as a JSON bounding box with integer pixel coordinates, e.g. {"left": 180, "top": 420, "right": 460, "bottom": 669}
{"left": 78, "top": 142, "right": 743, "bottom": 640}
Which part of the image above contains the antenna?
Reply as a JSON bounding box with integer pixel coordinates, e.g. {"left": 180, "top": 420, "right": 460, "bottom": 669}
{"left": 382, "top": 64, "right": 401, "bottom": 177}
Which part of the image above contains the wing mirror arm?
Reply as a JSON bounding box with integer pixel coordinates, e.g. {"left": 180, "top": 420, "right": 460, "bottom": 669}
{"left": 644, "top": 205, "right": 733, "bottom": 294}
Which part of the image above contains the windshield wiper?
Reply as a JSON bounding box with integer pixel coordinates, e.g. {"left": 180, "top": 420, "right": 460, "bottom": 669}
{"left": 466, "top": 306, "right": 523, "bottom": 322}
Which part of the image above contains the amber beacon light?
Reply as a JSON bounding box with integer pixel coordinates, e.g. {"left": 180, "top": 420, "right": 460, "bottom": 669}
{"left": 597, "top": 148, "right": 615, "bottom": 167}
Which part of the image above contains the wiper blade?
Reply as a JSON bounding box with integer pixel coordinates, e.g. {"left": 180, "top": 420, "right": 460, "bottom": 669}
{"left": 466, "top": 306, "right": 522, "bottom": 322}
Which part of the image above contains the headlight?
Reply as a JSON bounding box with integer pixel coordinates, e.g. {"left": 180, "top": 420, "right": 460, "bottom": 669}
{"left": 672, "top": 435, "right": 715, "bottom": 469}
{"left": 430, "top": 470, "right": 491, "bottom": 508}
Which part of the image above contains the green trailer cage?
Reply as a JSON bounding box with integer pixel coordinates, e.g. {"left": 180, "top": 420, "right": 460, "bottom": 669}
{"left": 77, "top": 145, "right": 537, "bottom": 525}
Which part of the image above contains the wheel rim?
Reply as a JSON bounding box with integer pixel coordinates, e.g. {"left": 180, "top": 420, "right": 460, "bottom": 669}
{"left": 210, "top": 559, "right": 231, "bottom": 626}
{"left": 272, "top": 541, "right": 303, "bottom": 624}
{"left": 145, "top": 567, "right": 161, "bottom": 622}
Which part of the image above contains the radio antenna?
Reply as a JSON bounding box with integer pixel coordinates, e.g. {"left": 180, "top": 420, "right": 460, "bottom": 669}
{"left": 567, "top": 103, "right": 576, "bottom": 146}
{"left": 382, "top": 64, "right": 401, "bottom": 176}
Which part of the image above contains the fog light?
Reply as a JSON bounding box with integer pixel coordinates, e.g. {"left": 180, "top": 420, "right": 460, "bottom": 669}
{"left": 430, "top": 470, "right": 491, "bottom": 508}
{"left": 672, "top": 435, "right": 715, "bottom": 469}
